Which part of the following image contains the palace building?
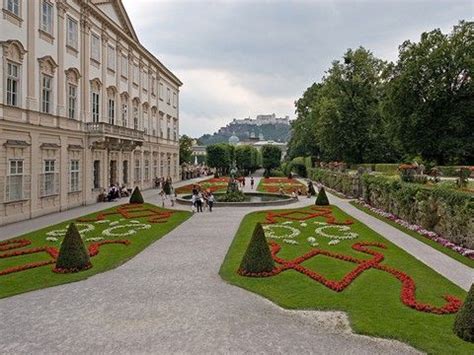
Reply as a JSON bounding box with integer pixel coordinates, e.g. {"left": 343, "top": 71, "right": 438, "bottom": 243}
{"left": 0, "top": 0, "right": 181, "bottom": 225}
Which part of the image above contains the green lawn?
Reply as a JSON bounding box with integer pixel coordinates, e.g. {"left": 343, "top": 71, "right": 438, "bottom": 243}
{"left": 349, "top": 201, "right": 474, "bottom": 268}
{"left": 0, "top": 203, "right": 190, "bottom": 299}
{"left": 220, "top": 204, "right": 473, "bottom": 354}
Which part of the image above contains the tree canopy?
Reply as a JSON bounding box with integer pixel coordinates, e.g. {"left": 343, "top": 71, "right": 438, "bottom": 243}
{"left": 179, "top": 135, "right": 194, "bottom": 164}
{"left": 261, "top": 145, "right": 282, "bottom": 175}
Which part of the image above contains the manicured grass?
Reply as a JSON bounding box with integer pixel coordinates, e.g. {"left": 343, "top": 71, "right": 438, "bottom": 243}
{"left": 0, "top": 203, "right": 190, "bottom": 299}
{"left": 175, "top": 177, "right": 229, "bottom": 194}
{"left": 349, "top": 201, "right": 474, "bottom": 269}
{"left": 220, "top": 205, "right": 473, "bottom": 354}
{"left": 257, "top": 177, "right": 308, "bottom": 194}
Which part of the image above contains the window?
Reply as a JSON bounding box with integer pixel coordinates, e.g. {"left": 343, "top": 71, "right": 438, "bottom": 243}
{"left": 6, "top": 0, "right": 19, "bottom": 16}
{"left": 142, "top": 70, "right": 148, "bottom": 89}
{"left": 107, "top": 45, "right": 115, "bottom": 70}
{"left": 68, "top": 84, "right": 77, "bottom": 119}
{"left": 41, "top": 75, "right": 52, "bottom": 113}
{"left": 91, "top": 34, "right": 100, "bottom": 61}
{"left": 151, "top": 77, "right": 156, "bottom": 95}
{"left": 66, "top": 17, "right": 78, "bottom": 49}
{"left": 122, "top": 102, "right": 128, "bottom": 127}
{"left": 144, "top": 160, "right": 149, "bottom": 181}
{"left": 93, "top": 160, "right": 100, "bottom": 189}
{"left": 6, "top": 62, "right": 19, "bottom": 106}
{"left": 166, "top": 88, "right": 171, "bottom": 104}
{"left": 173, "top": 92, "right": 177, "bottom": 108}
{"left": 7, "top": 159, "right": 23, "bottom": 201}
{"left": 69, "top": 160, "right": 80, "bottom": 192}
{"left": 133, "top": 105, "right": 139, "bottom": 130}
{"left": 159, "top": 83, "right": 164, "bottom": 100}
{"left": 153, "top": 159, "right": 158, "bottom": 178}
{"left": 121, "top": 55, "right": 128, "bottom": 77}
{"left": 42, "top": 159, "right": 57, "bottom": 196}
{"left": 134, "top": 159, "right": 140, "bottom": 182}
{"left": 143, "top": 106, "right": 148, "bottom": 134}
{"left": 92, "top": 91, "right": 100, "bottom": 122}
{"left": 108, "top": 98, "right": 115, "bottom": 124}
{"left": 123, "top": 160, "right": 128, "bottom": 184}
{"left": 41, "top": 1, "right": 53, "bottom": 34}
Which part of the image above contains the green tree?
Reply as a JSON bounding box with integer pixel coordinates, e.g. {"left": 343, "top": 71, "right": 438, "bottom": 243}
{"left": 206, "top": 143, "right": 232, "bottom": 175}
{"left": 384, "top": 21, "right": 474, "bottom": 165}
{"left": 235, "top": 145, "right": 258, "bottom": 174}
{"left": 54, "top": 223, "right": 91, "bottom": 273}
{"left": 314, "top": 47, "right": 395, "bottom": 163}
{"left": 261, "top": 145, "right": 282, "bottom": 176}
{"left": 179, "top": 134, "right": 194, "bottom": 164}
{"left": 239, "top": 223, "right": 274, "bottom": 274}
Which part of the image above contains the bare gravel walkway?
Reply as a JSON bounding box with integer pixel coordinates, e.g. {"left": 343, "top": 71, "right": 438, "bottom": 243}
{"left": 0, "top": 182, "right": 419, "bottom": 354}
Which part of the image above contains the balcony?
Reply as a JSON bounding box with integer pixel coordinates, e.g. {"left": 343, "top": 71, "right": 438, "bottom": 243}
{"left": 86, "top": 122, "right": 144, "bottom": 141}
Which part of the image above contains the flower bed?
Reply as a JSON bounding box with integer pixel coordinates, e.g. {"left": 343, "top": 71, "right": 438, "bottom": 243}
{"left": 0, "top": 203, "right": 190, "bottom": 299}
{"left": 354, "top": 200, "right": 474, "bottom": 260}
{"left": 220, "top": 205, "right": 470, "bottom": 353}
{"left": 257, "top": 177, "right": 308, "bottom": 195}
{"left": 175, "top": 177, "right": 230, "bottom": 194}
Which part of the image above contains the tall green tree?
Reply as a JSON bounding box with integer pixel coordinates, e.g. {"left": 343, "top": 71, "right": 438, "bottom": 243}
{"left": 235, "top": 145, "right": 256, "bottom": 174}
{"left": 179, "top": 135, "right": 194, "bottom": 164}
{"left": 261, "top": 145, "right": 282, "bottom": 176}
{"left": 206, "top": 143, "right": 232, "bottom": 175}
{"left": 314, "top": 47, "right": 395, "bottom": 163}
{"left": 384, "top": 21, "right": 474, "bottom": 164}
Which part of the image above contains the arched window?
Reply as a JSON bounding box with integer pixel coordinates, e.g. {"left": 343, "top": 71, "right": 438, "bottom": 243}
{"left": 90, "top": 78, "right": 102, "bottom": 123}
{"left": 38, "top": 56, "right": 58, "bottom": 114}
{"left": 107, "top": 86, "right": 117, "bottom": 125}
{"left": 132, "top": 98, "right": 140, "bottom": 130}
{"left": 1, "top": 40, "right": 26, "bottom": 107}
{"left": 65, "top": 68, "right": 80, "bottom": 119}
{"left": 143, "top": 102, "right": 149, "bottom": 134}
{"left": 120, "top": 92, "right": 129, "bottom": 127}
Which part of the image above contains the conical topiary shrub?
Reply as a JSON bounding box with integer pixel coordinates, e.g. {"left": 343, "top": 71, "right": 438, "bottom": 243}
{"left": 130, "top": 186, "right": 144, "bottom": 204}
{"left": 239, "top": 223, "right": 274, "bottom": 274}
{"left": 453, "top": 284, "right": 474, "bottom": 342}
{"left": 315, "top": 186, "right": 329, "bottom": 205}
{"left": 54, "top": 223, "right": 91, "bottom": 273}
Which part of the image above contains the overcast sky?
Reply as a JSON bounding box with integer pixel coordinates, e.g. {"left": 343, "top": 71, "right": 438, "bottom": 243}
{"left": 122, "top": 0, "right": 472, "bottom": 137}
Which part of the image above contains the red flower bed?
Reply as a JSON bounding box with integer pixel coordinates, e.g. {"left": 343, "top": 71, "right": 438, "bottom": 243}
{"left": 259, "top": 178, "right": 308, "bottom": 194}
{"left": 238, "top": 240, "right": 462, "bottom": 315}
{"left": 264, "top": 206, "right": 353, "bottom": 225}
{"left": 175, "top": 177, "right": 230, "bottom": 194}
{"left": 78, "top": 204, "right": 174, "bottom": 224}
{"left": 0, "top": 238, "right": 131, "bottom": 276}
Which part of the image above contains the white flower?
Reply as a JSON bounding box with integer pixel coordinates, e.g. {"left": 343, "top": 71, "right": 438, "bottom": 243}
{"left": 314, "top": 222, "right": 358, "bottom": 241}
{"left": 102, "top": 223, "right": 151, "bottom": 237}
{"left": 95, "top": 220, "right": 110, "bottom": 224}
{"left": 282, "top": 221, "right": 294, "bottom": 225}
{"left": 300, "top": 223, "right": 307, "bottom": 227}
{"left": 307, "top": 237, "right": 316, "bottom": 243}
{"left": 85, "top": 237, "right": 104, "bottom": 242}
{"left": 109, "top": 221, "right": 119, "bottom": 226}
{"left": 328, "top": 240, "right": 340, "bottom": 246}
{"left": 283, "top": 239, "right": 298, "bottom": 245}
{"left": 46, "top": 223, "right": 95, "bottom": 238}
{"left": 46, "top": 237, "right": 58, "bottom": 242}
{"left": 263, "top": 224, "right": 300, "bottom": 240}
{"left": 129, "top": 220, "right": 141, "bottom": 224}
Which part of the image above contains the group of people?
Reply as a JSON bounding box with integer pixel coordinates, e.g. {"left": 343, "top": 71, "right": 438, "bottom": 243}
{"left": 191, "top": 185, "right": 215, "bottom": 213}
{"left": 102, "top": 184, "right": 131, "bottom": 202}
{"left": 157, "top": 176, "right": 176, "bottom": 207}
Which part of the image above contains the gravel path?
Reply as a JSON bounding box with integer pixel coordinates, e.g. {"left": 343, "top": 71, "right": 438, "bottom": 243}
{"left": 0, "top": 176, "right": 420, "bottom": 354}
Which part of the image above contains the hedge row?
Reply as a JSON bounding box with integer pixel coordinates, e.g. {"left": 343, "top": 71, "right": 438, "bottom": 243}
{"left": 309, "top": 168, "right": 474, "bottom": 249}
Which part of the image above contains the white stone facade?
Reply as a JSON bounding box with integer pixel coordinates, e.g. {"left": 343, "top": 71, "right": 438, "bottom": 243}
{"left": 0, "top": 0, "right": 181, "bottom": 225}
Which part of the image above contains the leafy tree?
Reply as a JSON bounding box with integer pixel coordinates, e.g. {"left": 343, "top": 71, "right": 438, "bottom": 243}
{"left": 314, "top": 47, "right": 395, "bottom": 163}
{"left": 315, "top": 187, "right": 329, "bottom": 205}
{"left": 261, "top": 145, "right": 282, "bottom": 176}
{"left": 179, "top": 134, "right": 194, "bottom": 164}
{"left": 54, "top": 223, "right": 91, "bottom": 273}
{"left": 206, "top": 143, "right": 232, "bottom": 175}
{"left": 239, "top": 223, "right": 274, "bottom": 274}
{"left": 384, "top": 21, "right": 474, "bottom": 165}
{"left": 236, "top": 145, "right": 259, "bottom": 174}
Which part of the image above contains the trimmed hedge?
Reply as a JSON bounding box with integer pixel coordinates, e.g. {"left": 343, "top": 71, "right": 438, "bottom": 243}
{"left": 55, "top": 223, "right": 91, "bottom": 273}
{"left": 309, "top": 168, "right": 474, "bottom": 249}
{"left": 239, "top": 223, "right": 274, "bottom": 273}
{"left": 315, "top": 187, "right": 329, "bottom": 205}
{"left": 453, "top": 284, "right": 474, "bottom": 342}
{"left": 130, "top": 186, "right": 144, "bottom": 204}
{"left": 374, "top": 164, "right": 399, "bottom": 175}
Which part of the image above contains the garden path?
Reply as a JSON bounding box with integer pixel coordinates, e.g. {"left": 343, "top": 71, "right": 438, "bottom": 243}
{"left": 303, "top": 179, "right": 473, "bottom": 291}
{"left": 0, "top": 184, "right": 419, "bottom": 354}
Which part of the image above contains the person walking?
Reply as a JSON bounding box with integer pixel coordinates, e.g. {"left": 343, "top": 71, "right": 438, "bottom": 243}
{"left": 250, "top": 176, "right": 254, "bottom": 190}
{"left": 160, "top": 190, "right": 166, "bottom": 208}
{"left": 170, "top": 186, "right": 176, "bottom": 207}
{"left": 208, "top": 192, "right": 215, "bottom": 212}
{"left": 196, "top": 192, "right": 203, "bottom": 212}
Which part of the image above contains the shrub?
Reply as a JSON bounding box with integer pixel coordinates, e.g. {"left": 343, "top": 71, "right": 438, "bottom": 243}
{"left": 453, "top": 284, "right": 474, "bottom": 342}
{"left": 270, "top": 168, "right": 286, "bottom": 177}
{"left": 218, "top": 190, "right": 246, "bottom": 202}
{"left": 239, "top": 223, "right": 274, "bottom": 273}
{"left": 54, "top": 223, "right": 91, "bottom": 273}
{"left": 129, "top": 186, "right": 144, "bottom": 204}
{"left": 374, "top": 164, "right": 399, "bottom": 175}
{"left": 315, "top": 187, "right": 329, "bottom": 205}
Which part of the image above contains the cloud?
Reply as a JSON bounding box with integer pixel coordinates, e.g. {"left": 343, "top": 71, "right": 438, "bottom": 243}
{"left": 122, "top": 0, "right": 471, "bottom": 137}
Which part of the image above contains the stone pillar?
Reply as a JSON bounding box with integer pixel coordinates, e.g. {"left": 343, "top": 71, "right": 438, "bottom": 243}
{"left": 80, "top": 8, "right": 91, "bottom": 122}
{"left": 59, "top": 136, "right": 68, "bottom": 210}
{"left": 26, "top": 0, "right": 37, "bottom": 112}
{"left": 101, "top": 28, "right": 109, "bottom": 123}
{"left": 29, "top": 131, "right": 40, "bottom": 218}
{"left": 56, "top": 1, "right": 67, "bottom": 117}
